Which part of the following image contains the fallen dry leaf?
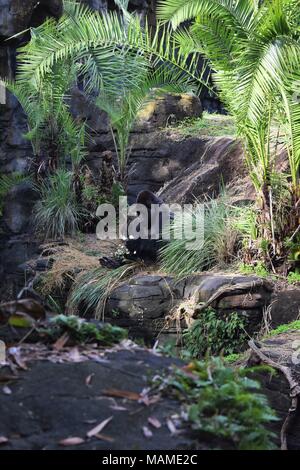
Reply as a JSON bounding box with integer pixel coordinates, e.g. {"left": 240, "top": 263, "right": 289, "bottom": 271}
{"left": 87, "top": 416, "right": 113, "bottom": 438}
{"left": 95, "top": 433, "right": 115, "bottom": 443}
{"left": 109, "top": 405, "right": 127, "bottom": 411}
{"left": 142, "top": 426, "right": 153, "bottom": 438}
{"left": 53, "top": 333, "right": 70, "bottom": 351}
{"left": 8, "top": 347, "right": 27, "bottom": 370}
{"left": 67, "top": 347, "right": 82, "bottom": 363}
{"left": 85, "top": 373, "right": 95, "bottom": 386}
{"left": 59, "top": 437, "right": 85, "bottom": 446}
{"left": 2, "top": 385, "right": 12, "bottom": 395}
{"left": 103, "top": 388, "right": 141, "bottom": 401}
{"left": 166, "top": 418, "right": 177, "bottom": 435}
{"left": 148, "top": 416, "right": 161, "bottom": 429}
{"left": 0, "top": 436, "right": 8, "bottom": 445}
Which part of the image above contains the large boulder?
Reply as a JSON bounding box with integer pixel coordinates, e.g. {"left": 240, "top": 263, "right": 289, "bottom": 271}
{"left": 269, "top": 290, "right": 300, "bottom": 328}
{"left": 136, "top": 93, "right": 203, "bottom": 130}
{"left": 157, "top": 136, "right": 254, "bottom": 204}
{"left": 105, "top": 273, "right": 274, "bottom": 339}
{"left": 247, "top": 331, "right": 300, "bottom": 450}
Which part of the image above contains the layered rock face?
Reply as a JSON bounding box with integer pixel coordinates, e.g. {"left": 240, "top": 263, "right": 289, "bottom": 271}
{"left": 0, "top": 1, "right": 154, "bottom": 295}
{"left": 0, "top": 0, "right": 228, "bottom": 299}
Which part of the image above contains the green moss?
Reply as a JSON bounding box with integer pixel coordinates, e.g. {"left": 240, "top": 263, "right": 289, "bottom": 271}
{"left": 168, "top": 112, "right": 236, "bottom": 137}
{"left": 156, "top": 357, "right": 277, "bottom": 450}
{"left": 268, "top": 320, "right": 300, "bottom": 336}
{"left": 40, "top": 314, "right": 127, "bottom": 345}
{"left": 223, "top": 353, "right": 242, "bottom": 363}
{"left": 287, "top": 271, "right": 300, "bottom": 284}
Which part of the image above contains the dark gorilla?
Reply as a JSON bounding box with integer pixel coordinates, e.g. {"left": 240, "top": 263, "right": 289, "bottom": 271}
{"left": 100, "top": 190, "right": 173, "bottom": 268}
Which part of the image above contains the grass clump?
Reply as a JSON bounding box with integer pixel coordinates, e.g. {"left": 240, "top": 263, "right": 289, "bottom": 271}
{"left": 168, "top": 112, "right": 236, "bottom": 137}
{"left": 156, "top": 358, "right": 277, "bottom": 450}
{"left": 41, "top": 314, "right": 127, "bottom": 345}
{"left": 287, "top": 271, "right": 300, "bottom": 284}
{"left": 183, "top": 308, "right": 247, "bottom": 357}
{"left": 239, "top": 262, "right": 269, "bottom": 278}
{"left": 223, "top": 353, "right": 243, "bottom": 364}
{"left": 36, "top": 241, "right": 99, "bottom": 296}
{"left": 34, "top": 170, "right": 83, "bottom": 239}
{"left": 268, "top": 320, "right": 300, "bottom": 337}
{"left": 69, "top": 261, "right": 140, "bottom": 318}
{"left": 159, "top": 195, "right": 241, "bottom": 277}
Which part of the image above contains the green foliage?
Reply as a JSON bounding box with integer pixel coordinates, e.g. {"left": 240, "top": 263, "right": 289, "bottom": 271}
{"left": 0, "top": 173, "right": 31, "bottom": 216}
{"left": 239, "top": 261, "right": 269, "bottom": 278}
{"left": 34, "top": 169, "right": 83, "bottom": 239}
{"left": 169, "top": 112, "right": 236, "bottom": 137}
{"left": 158, "top": 0, "right": 300, "bottom": 189}
{"left": 157, "top": 357, "right": 277, "bottom": 450}
{"left": 111, "top": 181, "right": 126, "bottom": 208}
{"left": 69, "top": 261, "right": 139, "bottom": 318}
{"left": 269, "top": 320, "right": 300, "bottom": 337}
{"left": 223, "top": 353, "right": 242, "bottom": 364}
{"left": 159, "top": 195, "right": 241, "bottom": 276}
{"left": 6, "top": 62, "right": 86, "bottom": 169}
{"left": 158, "top": 0, "right": 300, "bottom": 266}
{"left": 287, "top": 271, "right": 300, "bottom": 284}
{"left": 10, "top": 0, "right": 208, "bottom": 185}
{"left": 41, "top": 314, "right": 127, "bottom": 345}
{"left": 183, "top": 307, "right": 248, "bottom": 357}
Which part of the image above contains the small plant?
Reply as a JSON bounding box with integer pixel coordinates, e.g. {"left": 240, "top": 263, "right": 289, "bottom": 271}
{"left": 239, "top": 261, "right": 269, "bottom": 278}
{"left": 40, "top": 314, "right": 127, "bottom": 345}
{"left": 34, "top": 169, "right": 83, "bottom": 239}
{"left": 160, "top": 195, "right": 241, "bottom": 276}
{"left": 156, "top": 358, "right": 277, "bottom": 450}
{"left": 183, "top": 307, "right": 248, "bottom": 357}
{"left": 287, "top": 271, "right": 300, "bottom": 284}
{"left": 69, "top": 261, "right": 140, "bottom": 318}
{"left": 223, "top": 353, "right": 242, "bottom": 364}
{"left": 268, "top": 320, "right": 300, "bottom": 337}
{"left": 168, "top": 112, "right": 236, "bottom": 137}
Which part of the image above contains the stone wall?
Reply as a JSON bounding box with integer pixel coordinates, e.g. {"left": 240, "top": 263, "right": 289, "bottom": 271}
{"left": 0, "top": 0, "right": 224, "bottom": 299}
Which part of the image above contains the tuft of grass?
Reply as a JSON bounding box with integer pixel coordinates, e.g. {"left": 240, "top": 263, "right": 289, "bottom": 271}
{"left": 155, "top": 357, "right": 277, "bottom": 450}
{"left": 268, "top": 320, "right": 300, "bottom": 337}
{"left": 166, "top": 112, "right": 236, "bottom": 137}
{"left": 68, "top": 261, "right": 141, "bottom": 318}
{"left": 287, "top": 271, "right": 300, "bottom": 284}
{"left": 159, "top": 195, "right": 241, "bottom": 276}
{"left": 36, "top": 241, "right": 99, "bottom": 296}
{"left": 238, "top": 261, "right": 270, "bottom": 278}
{"left": 34, "top": 169, "right": 83, "bottom": 239}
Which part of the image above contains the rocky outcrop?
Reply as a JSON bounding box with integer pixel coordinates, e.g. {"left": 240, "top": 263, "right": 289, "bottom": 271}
{"left": 105, "top": 273, "right": 274, "bottom": 340}
{"left": 157, "top": 136, "right": 254, "bottom": 204}
{"left": 248, "top": 331, "right": 300, "bottom": 450}
{"left": 269, "top": 290, "right": 300, "bottom": 328}
{"left": 0, "top": 347, "right": 193, "bottom": 450}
